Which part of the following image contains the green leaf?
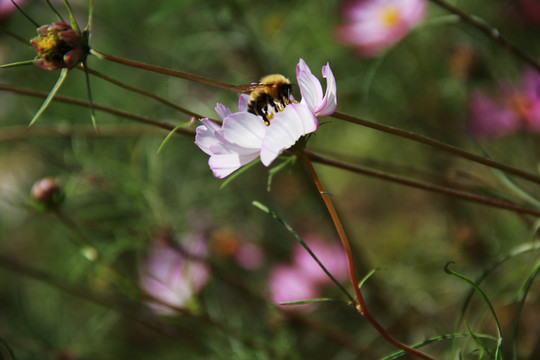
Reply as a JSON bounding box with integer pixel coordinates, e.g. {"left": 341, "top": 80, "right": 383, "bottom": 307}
{"left": 156, "top": 120, "right": 193, "bottom": 154}
{"left": 358, "top": 266, "right": 386, "bottom": 289}
{"left": 82, "top": 62, "right": 98, "bottom": 130}
{"left": 27, "top": 68, "right": 69, "bottom": 128}
{"left": 511, "top": 260, "right": 540, "bottom": 360}
{"left": 267, "top": 156, "right": 295, "bottom": 192}
{"left": 63, "top": 0, "right": 80, "bottom": 33}
{"left": 279, "top": 298, "right": 347, "bottom": 306}
{"left": 0, "top": 60, "right": 35, "bottom": 68}
{"left": 382, "top": 332, "right": 496, "bottom": 360}
{"left": 445, "top": 262, "right": 503, "bottom": 359}
{"left": 219, "top": 159, "right": 260, "bottom": 190}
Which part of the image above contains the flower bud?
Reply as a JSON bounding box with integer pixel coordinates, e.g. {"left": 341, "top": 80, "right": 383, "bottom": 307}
{"left": 30, "top": 22, "right": 87, "bottom": 70}
{"left": 31, "top": 177, "right": 64, "bottom": 210}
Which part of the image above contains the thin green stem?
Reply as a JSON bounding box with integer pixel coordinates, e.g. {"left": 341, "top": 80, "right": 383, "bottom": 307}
{"left": 0, "top": 254, "right": 210, "bottom": 353}
{"left": 90, "top": 49, "right": 236, "bottom": 91}
{"left": 299, "top": 152, "right": 434, "bottom": 360}
{"left": 445, "top": 262, "right": 503, "bottom": 359}
{"left": 511, "top": 261, "right": 540, "bottom": 360}
{"left": 332, "top": 111, "right": 540, "bottom": 186}
{"left": 306, "top": 150, "right": 540, "bottom": 217}
{"left": 46, "top": 0, "right": 65, "bottom": 22}
{"left": 0, "top": 124, "right": 165, "bottom": 141}
{"left": 80, "top": 66, "right": 204, "bottom": 119}
{"left": 81, "top": 63, "right": 98, "bottom": 130}
{"left": 0, "top": 337, "right": 16, "bottom": 360}
{"left": 0, "top": 26, "right": 28, "bottom": 44}
{"left": 10, "top": 0, "right": 38, "bottom": 27}
{"left": 0, "top": 84, "right": 194, "bottom": 135}
{"left": 428, "top": 0, "right": 540, "bottom": 73}
{"left": 62, "top": 0, "right": 80, "bottom": 33}
{"left": 252, "top": 201, "right": 355, "bottom": 304}
{"left": 383, "top": 333, "right": 497, "bottom": 360}
{"left": 0, "top": 60, "right": 35, "bottom": 68}
{"left": 86, "top": 0, "right": 94, "bottom": 33}
{"left": 457, "top": 241, "right": 540, "bottom": 329}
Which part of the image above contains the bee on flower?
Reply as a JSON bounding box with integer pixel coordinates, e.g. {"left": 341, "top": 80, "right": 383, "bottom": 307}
{"left": 195, "top": 58, "right": 337, "bottom": 178}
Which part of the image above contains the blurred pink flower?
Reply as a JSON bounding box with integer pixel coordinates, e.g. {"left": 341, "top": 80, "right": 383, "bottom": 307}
{"left": 268, "top": 236, "right": 348, "bottom": 309}
{"left": 468, "top": 70, "right": 540, "bottom": 139}
{"left": 292, "top": 236, "right": 348, "bottom": 285}
{"left": 140, "top": 234, "right": 210, "bottom": 315}
{"left": 269, "top": 264, "right": 319, "bottom": 307}
{"left": 234, "top": 242, "right": 266, "bottom": 270}
{"left": 336, "top": 0, "right": 427, "bottom": 57}
{"left": 517, "top": 0, "right": 540, "bottom": 24}
{"left": 195, "top": 58, "right": 336, "bottom": 178}
{"left": 0, "top": 0, "right": 26, "bottom": 18}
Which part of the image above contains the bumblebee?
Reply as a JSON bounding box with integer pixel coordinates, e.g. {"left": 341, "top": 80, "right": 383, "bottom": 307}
{"left": 232, "top": 74, "right": 292, "bottom": 125}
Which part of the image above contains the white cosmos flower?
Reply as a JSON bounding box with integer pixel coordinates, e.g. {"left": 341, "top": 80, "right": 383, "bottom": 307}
{"left": 195, "top": 58, "right": 337, "bottom": 179}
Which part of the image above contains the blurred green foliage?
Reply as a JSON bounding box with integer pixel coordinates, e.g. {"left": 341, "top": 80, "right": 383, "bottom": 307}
{"left": 1, "top": 0, "right": 540, "bottom": 359}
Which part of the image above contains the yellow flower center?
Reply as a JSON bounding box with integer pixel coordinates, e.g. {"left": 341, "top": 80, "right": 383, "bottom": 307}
{"left": 381, "top": 6, "right": 400, "bottom": 26}
{"left": 36, "top": 34, "right": 60, "bottom": 51}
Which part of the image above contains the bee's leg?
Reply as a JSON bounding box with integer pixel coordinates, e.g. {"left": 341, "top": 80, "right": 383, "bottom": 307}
{"left": 261, "top": 113, "right": 270, "bottom": 126}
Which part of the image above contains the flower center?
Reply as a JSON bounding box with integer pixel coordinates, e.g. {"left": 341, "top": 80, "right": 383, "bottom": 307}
{"left": 380, "top": 6, "right": 400, "bottom": 27}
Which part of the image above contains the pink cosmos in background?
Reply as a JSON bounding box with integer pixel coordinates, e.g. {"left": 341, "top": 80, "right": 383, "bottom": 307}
{"left": 140, "top": 234, "right": 210, "bottom": 315}
{"left": 336, "top": 0, "right": 427, "bottom": 57}
{"left": 517, "top": 0, "right": 540, "bottom": 24}
{"left": 195, "top": 58, "right": 337, "bottom": 178}
{"left": 468, "top": 69, "right": 540, "bottom": 139}
{"left": 234, "top": 242, "right": 265, "bottom": 270}
{"left": 269, "top": 235, "right": 348, "bottom": 309}
{"left": 0, "top": 0, "right": 25, "bottom": 18}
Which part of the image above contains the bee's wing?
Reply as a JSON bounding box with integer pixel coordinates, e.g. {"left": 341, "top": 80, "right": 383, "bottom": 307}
{"left": 230, "top": 83, "right": 265, "bottom": 94}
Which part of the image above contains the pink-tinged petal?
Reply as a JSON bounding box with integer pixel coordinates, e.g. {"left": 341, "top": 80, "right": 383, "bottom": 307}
{"left": 399, "top": 0, "right": 427, "bottom": 26}
{"left": 221, "top": 112, "right": 266, "bottom": 149}
{"left": 238, "top": 94, "right": 250, "bottom": 112}
{"left": 297, "top": 59, "right": 324, "bottom": 113}
{"left": 313, "top": 63, "right": 337, "bottom": 116}
{"left": 208, "top": 150, "right": 260, "bottom": 178}
{"left": 260, "top": 104, "right": 318, "bottom": 166}
{"left": 215, "top": 103, "right": 232, "bottom": 120}
{"left": 195, "top": 119, "right": 222, "bottom": 155}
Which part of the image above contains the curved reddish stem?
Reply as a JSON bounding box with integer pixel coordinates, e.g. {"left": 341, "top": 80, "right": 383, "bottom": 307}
{"left": 299, "top": 151, "right": 434, "bottom": 360}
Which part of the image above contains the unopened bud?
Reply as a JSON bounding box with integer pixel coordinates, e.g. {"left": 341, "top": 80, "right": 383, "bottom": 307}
{"left": 31, "top": 177, "right": 64, "bottom": 210}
